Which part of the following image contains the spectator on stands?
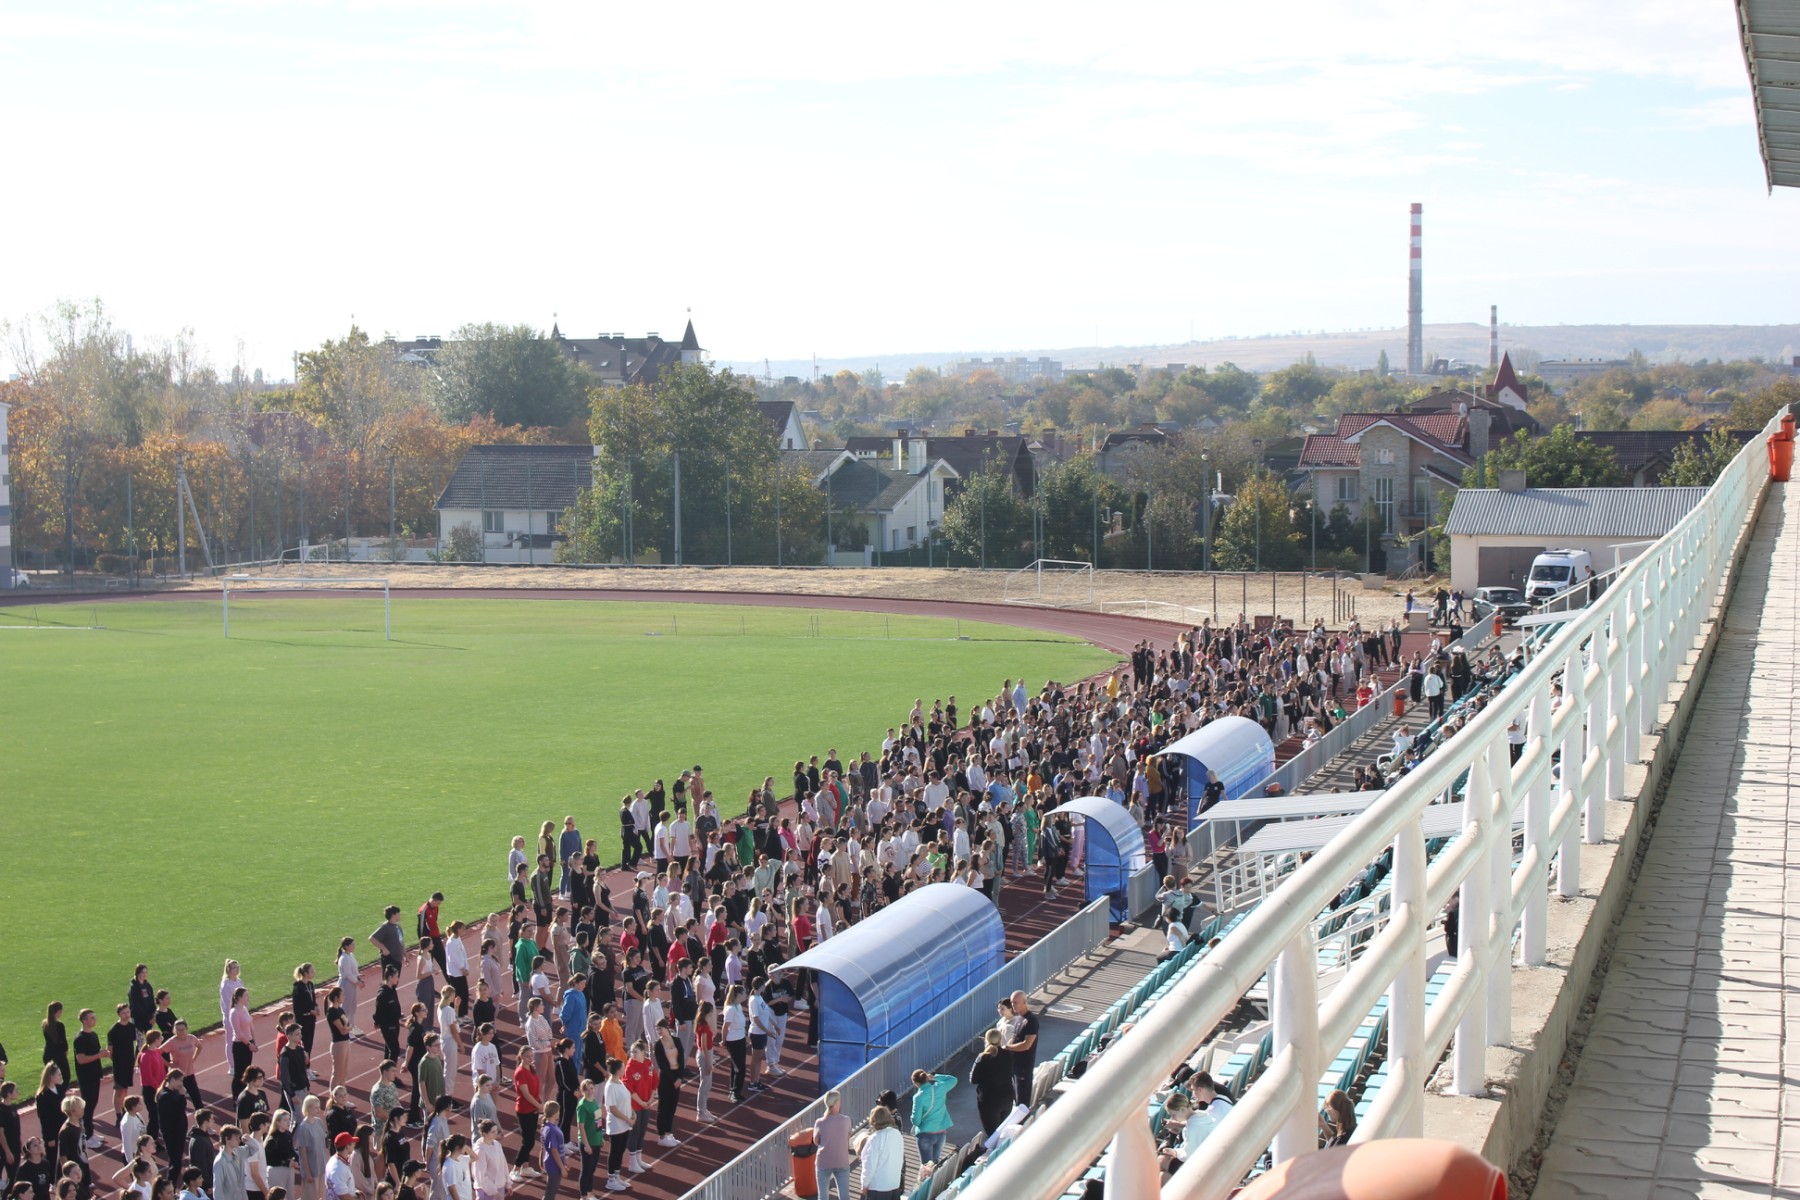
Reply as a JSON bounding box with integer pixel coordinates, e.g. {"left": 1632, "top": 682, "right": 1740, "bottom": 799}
{"left": 854, "top": 1108, "right": 904, "bottom": 1200}
{"left": 812, "top": 1091, "right": 853, "bottom": 1200}
{"left": 907, "top": 1069, "right": 955, "bottom": 1166}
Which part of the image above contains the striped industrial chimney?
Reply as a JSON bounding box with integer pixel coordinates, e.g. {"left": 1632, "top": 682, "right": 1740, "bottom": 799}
{"left": 1490, "top": 304, "right": 1498, "bottom": 369}
{"left": 1407, "top": 203, "right": 1423, "bottom": 375}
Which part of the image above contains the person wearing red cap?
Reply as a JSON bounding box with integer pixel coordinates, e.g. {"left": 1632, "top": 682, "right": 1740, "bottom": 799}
{"left": 324, "top": 1132, "right": 359, "bottom": 1200}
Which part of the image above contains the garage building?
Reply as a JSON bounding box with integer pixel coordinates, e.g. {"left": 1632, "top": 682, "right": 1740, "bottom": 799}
{"left": 1445, "top": 484, "right": 1707, "bottom": 594}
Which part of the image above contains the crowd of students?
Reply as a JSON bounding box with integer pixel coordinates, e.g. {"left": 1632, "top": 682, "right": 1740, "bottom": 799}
{"left": 1, "top": 611, "right": 1388, "bottom": 1200}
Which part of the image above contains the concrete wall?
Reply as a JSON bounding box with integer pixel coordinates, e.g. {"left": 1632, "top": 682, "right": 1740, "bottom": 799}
{"left": 1420, "top": 467, "right": 1772, "bottom": 1183}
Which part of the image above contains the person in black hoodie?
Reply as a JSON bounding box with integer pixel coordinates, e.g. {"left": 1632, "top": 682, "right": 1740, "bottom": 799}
{"left": 157, "top": 1073, "right": 190, "bottom": 1176}
{"left": 0, "top": 1080, "right": 20, "bottom": 1184}
{"left": 373, "top": 970, "right": 404, "bottom": 1064}
{"left": 187, "top": 1111, "right": 216, "bottom": 1193}
{"left": 290, "top": 966, "right": 318, "bottom": 1065}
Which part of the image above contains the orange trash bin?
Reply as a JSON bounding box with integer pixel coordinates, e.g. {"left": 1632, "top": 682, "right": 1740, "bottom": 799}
{"left": 1392, "top": 688, "right": 1406, "bottom": 718}
{"left": 788, "top": 1128, "right": 818, "bottom": 1199}
{"left": 1772, "top": 433, "right": 1794, "bottom": 484}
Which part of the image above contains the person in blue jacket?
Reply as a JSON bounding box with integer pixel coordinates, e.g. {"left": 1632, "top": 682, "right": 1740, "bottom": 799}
{"left": 908, "top": 1068, "right": 956, "bottom": 1166}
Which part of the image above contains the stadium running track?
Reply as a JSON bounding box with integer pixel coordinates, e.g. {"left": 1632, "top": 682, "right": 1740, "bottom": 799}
{"left": 43, "top": 587, "right": 1189, "bottom": 1200}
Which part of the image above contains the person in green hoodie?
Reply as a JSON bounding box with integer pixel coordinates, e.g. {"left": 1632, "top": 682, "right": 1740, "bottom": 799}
{"left": 908, "top": 1068, "right": 956, "bottom": 1167}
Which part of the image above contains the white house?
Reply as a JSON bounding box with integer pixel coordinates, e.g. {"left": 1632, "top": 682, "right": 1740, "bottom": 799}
{"left": 790, "top": 436, "right": 960, "bottom": 556}
{"left": 1443, "top": 483, "right": 1707, "bottom": 593}
{"left": 434, "top": 444, "right": 594, "bottom": 564}
{"left": 757, "top": 400, "right": 810, "bottom": 451}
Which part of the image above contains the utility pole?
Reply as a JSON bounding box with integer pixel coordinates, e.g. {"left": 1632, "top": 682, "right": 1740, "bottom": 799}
{"left": 725, "top": 468, "right": 732, "bottom": 566}
{"left": 775, "top": 474, "right": 783, "bottom": 565}
{"left": 526, "top": 453, "right": 536, "bottom": 567}
{"left": 671, "top": 448, "right": 682, "bottom": 567}
{"left": 127, "top": 472, "right": 136, "bottom": 588}
{"left": 388, "top": 456, "right": 397, "bottom": 554}
{"left": 177, "top": 458, "right": 187, "bottom": 578}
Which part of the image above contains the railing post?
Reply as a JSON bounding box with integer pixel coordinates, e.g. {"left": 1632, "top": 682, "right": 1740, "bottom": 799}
{"left": 1625, "top": 578, "right": 1648, "bottom": 743}
{"left": 1454, "top": 755, "right": 1491, "bottom": 1095}
{"left": 1389, "top": 816, "right": 1427, "bottom": 1137}
{"left": 1606, "top": 613, "right": 1628, "bottom": 793}
{"left": 1580, "top": 632, "right": 1608, "bottom": 843}
{"left": 1522, "top": 686, "right": 1552, "bottom": 965}
{"left": 1485, "top": 738, "right": 1513, "bottom": 1048}
{"left": 1556, "top": 644, "right": 1583, "bottom": 898}
{"left": 1271, "top": 928, "right": 1322, "bottom": 1165}
{"left": 1105, "top": 1118, "right": 1163, "bottom": 1200}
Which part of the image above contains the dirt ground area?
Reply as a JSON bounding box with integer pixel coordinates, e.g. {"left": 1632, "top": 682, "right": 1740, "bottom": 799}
{"left": 141, "top": 561, "right": 1422, "bottom": 628}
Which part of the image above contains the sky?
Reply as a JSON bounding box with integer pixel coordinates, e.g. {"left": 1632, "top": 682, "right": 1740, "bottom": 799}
{"left": 1, "top": 0, "right": 1795, "bottom": 380}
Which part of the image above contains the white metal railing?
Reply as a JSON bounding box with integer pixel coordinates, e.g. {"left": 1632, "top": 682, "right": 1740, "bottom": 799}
{"left": 680, "top": 897, "right": 1112, "bottom": 1200}
{"left": 960, "top": 409, "right": 1781, "bottom": 1200}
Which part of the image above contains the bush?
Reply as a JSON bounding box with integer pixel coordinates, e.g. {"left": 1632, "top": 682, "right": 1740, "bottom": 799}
{"left": 436, "top": 523, "right": 483, "bottom": 563}
{"left": 95, "top": 554, "right": 131, "bottom": 576}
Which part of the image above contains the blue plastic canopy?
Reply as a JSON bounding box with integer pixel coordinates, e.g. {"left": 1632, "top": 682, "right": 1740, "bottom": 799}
{"left": 1051, "top": 797, "right": 1147, "bottom": 922}
{"left": 1155, "top": 715, "right": 1276, "bottom": 827}
{"left": 776, "top": 883, "right": 1005, "bottom": 1087}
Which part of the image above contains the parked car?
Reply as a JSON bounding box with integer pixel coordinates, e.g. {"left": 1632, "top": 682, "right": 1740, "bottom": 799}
{"left": 1473, "top": 585, "right": 1530, "bottom": 625}
{"left": 3, "top": 568, "right": 29, "bottom": 590}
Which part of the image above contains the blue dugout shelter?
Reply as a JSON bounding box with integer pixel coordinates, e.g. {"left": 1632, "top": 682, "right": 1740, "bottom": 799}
{"left": 1051, "top": 797, "right": 1147, "bottom": 922}
{"left": 1154, "top": 715, "right": 1275, "bottom": 827}
{"left": 776, "top": 883, "right": 1005, "bottom": 1088}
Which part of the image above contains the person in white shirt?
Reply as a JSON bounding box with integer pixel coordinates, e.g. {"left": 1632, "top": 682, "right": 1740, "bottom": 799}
{"left": 444, "top": 926, "right": 470, "bottom": 1010}
{"left": 641, "top": 986, "right": 666, "bottom": 1045}
{"left": 602, "top": 1065, "right": 634, "bottom": 1188}
{"left": 336, "top": 941, "right": 362, "bottom": 1034}
{"left": 856, "top": 1108, "right": 905, "bottom": 1200}
{"left": 470, "top": 1120, "right": 509, "bottom": 1200}
{"left": 323, "top": 1133, "right": 358, "bottom": 1200}
{"left": 440, "top": 1136, "right": 473, "bottom": 1200}
{"left": 470, "top": 1024, "right": 500, "bottom": 1091}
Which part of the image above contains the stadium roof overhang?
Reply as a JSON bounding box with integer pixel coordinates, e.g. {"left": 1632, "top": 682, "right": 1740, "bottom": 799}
{"left": 1736, "top": 0, "right": 1800, "bottom": 189}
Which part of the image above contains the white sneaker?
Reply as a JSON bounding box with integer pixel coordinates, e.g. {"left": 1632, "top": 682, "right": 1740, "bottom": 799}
{"left": 697, "top": 1111, "right": 715, "bottom": 1122}
{"left": 605, "top": 1180, "right": 630, "bottom": 1192}
{"left": 509, "top": 1171, "right": 525, "bottom": 1184}
{"left": 657, "top": 1135, "right": 678, "bottom": 1147}
{"left": 85, "top": 1136, "right": 102, "bottom": 1150}
{"left": 627, "top": 1160, "right": 646, "bottom": 1174}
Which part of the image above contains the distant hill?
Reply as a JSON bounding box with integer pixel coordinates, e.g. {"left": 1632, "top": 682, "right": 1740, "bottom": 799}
{"left": 724, "top": 323, "right": 1800, "bottom": 381}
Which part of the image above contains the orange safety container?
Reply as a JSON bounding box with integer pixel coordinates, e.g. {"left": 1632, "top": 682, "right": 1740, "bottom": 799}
{"left": 1782, "top": 412, "right": 1796, "bottom": 439}
{"left": 1392, "top": 688, "right": 1406, "bottom": 718}
{"left": 1772, "top": 433, "right": 1795, "bottom": 484}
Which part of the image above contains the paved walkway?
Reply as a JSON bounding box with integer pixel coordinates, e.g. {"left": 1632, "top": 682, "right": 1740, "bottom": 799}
{"left": 1534, "top": 481, "right": 1800, "bottom": 1200}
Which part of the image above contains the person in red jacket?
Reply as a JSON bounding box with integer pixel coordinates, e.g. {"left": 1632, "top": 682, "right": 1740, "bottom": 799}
{"left": 509, "top": 1048, "right": 543, "bottom": 1184}
{"left": 619, "top": 1041, "right": 658, "bottom": 1176}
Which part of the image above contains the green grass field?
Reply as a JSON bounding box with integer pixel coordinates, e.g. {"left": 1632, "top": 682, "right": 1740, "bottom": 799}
{"left": 0, "top": 595, "right": 1115, "bottom": 1066}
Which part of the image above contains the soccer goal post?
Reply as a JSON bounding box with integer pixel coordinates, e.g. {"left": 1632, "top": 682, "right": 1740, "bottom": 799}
{"left": 221, "top": 575, "right": 391, "bottom": 640}
{"left": 1003, "top": 558, "right": 1096, "bottom": 607}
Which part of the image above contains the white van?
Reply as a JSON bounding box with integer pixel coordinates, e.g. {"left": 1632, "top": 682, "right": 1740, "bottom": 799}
{"left": 1525, "top": 548, "right": 1595, "bottom": 603}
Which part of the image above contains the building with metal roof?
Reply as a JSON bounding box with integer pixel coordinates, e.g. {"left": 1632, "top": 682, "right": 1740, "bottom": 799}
{"left": 1444, "top": 485, "right": 1707, "bottom": 593}
{"left": 1735, "top": 0, "right": 1800, "bottom": 190}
